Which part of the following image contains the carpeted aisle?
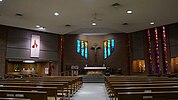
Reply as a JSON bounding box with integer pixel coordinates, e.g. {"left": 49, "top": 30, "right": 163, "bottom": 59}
{"left": 71, "top": 83, "right": 110, "bottom": 100}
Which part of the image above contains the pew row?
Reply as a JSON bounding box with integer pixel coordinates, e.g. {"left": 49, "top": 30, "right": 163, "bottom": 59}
{"left": 0, "top": 76, "right": 83, "bottom": 100}
{"left": 0, "top": 90, "right": 47, "bottom": 100}
{"left": 105, "top": 76, "right": 178, "bottom": 100}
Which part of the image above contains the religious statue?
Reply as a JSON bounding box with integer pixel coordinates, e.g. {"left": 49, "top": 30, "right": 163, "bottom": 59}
{"left": 91, "top": 43, "right": 101, "bottom": 66}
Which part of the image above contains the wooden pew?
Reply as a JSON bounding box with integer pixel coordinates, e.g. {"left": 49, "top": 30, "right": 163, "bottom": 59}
{"left": 1, "top": 81, "right": 70, "bottom": 97}
{"left": 114, "top": 86, "right": 178, "bottom": 92}
{"left": 105, "top": 76, "right": 178, "bottom": 90}
{"left": 0, "top": 85, "right": 57, "bottom": 100}
{"left": 2, "top": 76, "right": 82, "bottom": 94}
{"left": 108, "top": 83, "right": 178, "bottom": 99}
{"left": 0, "top": 76, "right": 83, "bottom": 100}
{"left": 27, "top": 76, "right": 82, "bottom": 94}
{"left": 0, "top": 90, "right": 47, "bottom": 100}
{"left": 0, "top": 81, "right": 71, "bottom": 98}
{"left": 0, "top": 98, "right": 30, "bottom": 100}
{"left": 117, "top": 91, "right": 178, "bottom": 100}
{"left": 113, "top": 86, "right": 178, "bottom": 100}
{"left": 0, "top": 82, "right": 65, "bottom": 100}
{"left": 105, "top": 76, "right": 178, "bottom": 100}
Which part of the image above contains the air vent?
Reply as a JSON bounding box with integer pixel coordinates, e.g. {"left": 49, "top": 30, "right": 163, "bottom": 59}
{"left": 122, "top": 23, "right": 129, "bottom": 25}
{"left": 15, "top": 13, "right": 23, "bottom": 17}
{"left": 65, "top": 24, "right": 71, "bottom": 27}
{"left": 112, "top": 3, "right": 120, "bottom": 7}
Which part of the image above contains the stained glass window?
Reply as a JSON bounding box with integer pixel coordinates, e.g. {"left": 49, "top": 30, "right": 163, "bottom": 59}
{"left": 104, "top": 39, "right": 115, "bottom": 59}
{"left": 147, "top": 29, "right": 153, "bottom": 74}
{"left": 155, "top": 28, "right": 160, "bottom": 74}
{"left": 77, "top": 40, "right": 88, "bottom": 59}
{"left": 162, "top": 26, "right": 168, "bottom": 74}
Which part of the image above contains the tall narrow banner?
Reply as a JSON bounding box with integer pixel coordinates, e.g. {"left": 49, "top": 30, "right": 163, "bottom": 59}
{"left": 31, "top": 35, "right": 40, "bottom": 57}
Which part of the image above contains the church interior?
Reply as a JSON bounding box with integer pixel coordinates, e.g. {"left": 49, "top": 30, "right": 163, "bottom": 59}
{"left": 1, "top": 0, "right": 178, "bottom": 100}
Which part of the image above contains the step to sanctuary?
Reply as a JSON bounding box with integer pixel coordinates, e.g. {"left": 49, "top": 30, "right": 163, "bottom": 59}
{"left": 81, "top": 75, "right": 105, "bottom": 83}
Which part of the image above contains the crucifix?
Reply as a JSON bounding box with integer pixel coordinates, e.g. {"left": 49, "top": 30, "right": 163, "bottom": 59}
{"left": 91, "top": 43, "right": 101, "bottom": 66}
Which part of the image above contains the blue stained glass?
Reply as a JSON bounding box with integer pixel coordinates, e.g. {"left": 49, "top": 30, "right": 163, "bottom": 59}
{"left": 85, "top": 47, "right": 88, "bottom": 59}
{"left": 111, "top": 39, "right": 114, "bottom": 49}
{"left": 104, "top": 39, "right": 115, "bottom": 59}
{"left": 77, "top": 40, "right": 80, "bottom": 53}
{"left": 81, "top": 41, "right": 84, "bottom": 57}
{"left": 108, "top": 40, "right": 111, "bottom": 56}
{"left": 77, "top": 40, "right": 88, "bottom": 59}
{"left": 104, "top": 46, "right": 107, "bottom": 59}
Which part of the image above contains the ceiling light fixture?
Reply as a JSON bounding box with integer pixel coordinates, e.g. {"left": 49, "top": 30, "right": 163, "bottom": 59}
{"left": 150, "top": 22, "right": 155, "bottom": 25}
{"left": 36, "top": 25, "right": 40, "bottom": 28}
{"left": 36, "top": 25, "right": 45, "bottom": 30}
{"left": 127, "top": 10, "right": 132, "bottom": 14}
{"left": 23, "top": 60, "right": 35, "bottom": 63}
{"left": 54, "top": 12, "right": 59, "bottom": 16}
{"left": 39, "top": 27, "right": 45, "bottom": 30}
{"left": 92, "top": 22, "right": 96, "bottom": 26}
{"left": 0, "top": 0, "right": 3, "bottom": 2}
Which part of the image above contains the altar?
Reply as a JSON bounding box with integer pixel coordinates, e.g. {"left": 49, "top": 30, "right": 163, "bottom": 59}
{"left": 84, "top": 67, "right": 107, "bottom": 75}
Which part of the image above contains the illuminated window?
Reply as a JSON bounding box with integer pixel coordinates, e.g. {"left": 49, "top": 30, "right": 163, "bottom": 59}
{"left": 104, "top": 39, "right": 115, "bottom": 59}
{"left": 77, "top": 40, "right": 88, "bottom": 59}
{"left": 132, "top": 60, "right": 145, "bottom": 73}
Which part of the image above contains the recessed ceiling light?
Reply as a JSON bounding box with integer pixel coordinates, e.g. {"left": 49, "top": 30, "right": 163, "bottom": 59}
{"left": 39, "top": 27, "right": 45, "bottom": 30}
{"left": 127, "top": 10, "right": 132, "bottom": 14}
{"left": 0, "top": 0, "right": 3, "bottom": 2}
{"left": 54, "top": 12, "right": 59, "bottom": 16}
{"left": 92, "top": 22, "right": 96, "bottom": 26}
{"left": 150, "top": 22, "right": 155, "bottom": 25}
{"left": 36, "top": 25, "right": 45, "bottom": 30}
{"left": 36, "top": 25, "right": 40, "bottom": 28}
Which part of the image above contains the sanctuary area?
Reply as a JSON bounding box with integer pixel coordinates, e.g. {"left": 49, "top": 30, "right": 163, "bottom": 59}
{"left": 1, "top": 0, "right": 178, "bottom": 100}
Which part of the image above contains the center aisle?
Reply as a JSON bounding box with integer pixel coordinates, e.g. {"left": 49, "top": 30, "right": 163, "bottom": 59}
{"left": 72, "top": 83, "right": 110, "bottom": 100}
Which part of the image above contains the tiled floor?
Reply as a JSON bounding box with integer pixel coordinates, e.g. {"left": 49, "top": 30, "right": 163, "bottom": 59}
{"left": 71, "top": 83, "right": 110, "bottom": 100}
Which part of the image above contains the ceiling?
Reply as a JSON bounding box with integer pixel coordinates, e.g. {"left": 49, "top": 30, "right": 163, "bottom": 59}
{"left": 0, "top": 0, "right": 178, "bottom": 34}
